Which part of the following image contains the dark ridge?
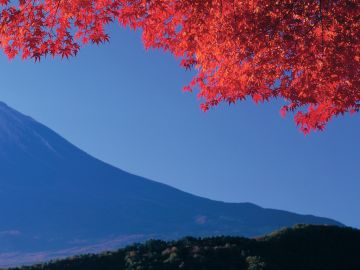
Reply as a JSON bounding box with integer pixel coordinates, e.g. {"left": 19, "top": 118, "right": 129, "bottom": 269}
{"left": 8, "top": 225, "right": 360, "bottom": 270}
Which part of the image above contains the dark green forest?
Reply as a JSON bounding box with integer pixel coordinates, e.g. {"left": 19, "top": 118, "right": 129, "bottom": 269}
{"left": 8, "top": 225, "right": 360, "bottom": 270}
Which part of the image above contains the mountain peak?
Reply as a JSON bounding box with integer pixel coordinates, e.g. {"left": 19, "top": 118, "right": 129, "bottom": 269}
{"left": 0, "top": 101, "right": 63, "bottom": 165}
{"left": 0, "top": 102, "right": 28, "bottom": 142}
{"left": 0, "top": 101, "right": 34, "bottom": 133}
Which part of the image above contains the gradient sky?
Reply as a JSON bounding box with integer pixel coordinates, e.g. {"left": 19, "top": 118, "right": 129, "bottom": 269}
{"left": 1, "top": 26, "right": 359, "bottom": 228}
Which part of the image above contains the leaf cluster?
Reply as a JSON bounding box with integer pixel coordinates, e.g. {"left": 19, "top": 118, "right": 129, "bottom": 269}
{"left": 1, "top": 0, "right": 359, "bottom": 132}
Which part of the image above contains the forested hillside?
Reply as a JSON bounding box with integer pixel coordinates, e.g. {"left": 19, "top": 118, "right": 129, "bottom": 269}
{"left": 8, "top": 225, "right": 360, "bottom": 270}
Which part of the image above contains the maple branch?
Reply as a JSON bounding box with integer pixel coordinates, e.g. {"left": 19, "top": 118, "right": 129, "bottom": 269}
{"left": 49, "top": 0, "right": 62, "bottom": 35}
{"left": 319, "top": 0, "right": 324, "bottom": 48}
{"left": 0, "top": 0, "right": 357, "bottom": 133}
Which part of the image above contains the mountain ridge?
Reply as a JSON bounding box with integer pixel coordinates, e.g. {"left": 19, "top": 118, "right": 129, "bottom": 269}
{"left": 0, "top": 101, "right": 343, "bottom": 267}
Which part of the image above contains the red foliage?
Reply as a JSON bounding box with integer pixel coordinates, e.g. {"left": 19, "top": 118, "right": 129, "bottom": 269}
{"left": 1, "top": 0, "right": 359, "bottom": 133}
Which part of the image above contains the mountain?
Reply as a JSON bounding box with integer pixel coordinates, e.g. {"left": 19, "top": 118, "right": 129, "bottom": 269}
{"left": 0, "top": 101, "right": 342, "bottom": 267}
{"left": 8, "top": 225, "right": 360, "bottom": 270}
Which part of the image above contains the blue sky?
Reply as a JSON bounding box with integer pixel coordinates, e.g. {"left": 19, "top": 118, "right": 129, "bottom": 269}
{"left": 1, "top": 26, "right": 359, "bottom": 228}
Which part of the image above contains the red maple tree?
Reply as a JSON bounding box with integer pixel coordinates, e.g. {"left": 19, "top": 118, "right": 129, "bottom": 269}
{"left": 1, "top": 0, "right": 359, "bottom": 133}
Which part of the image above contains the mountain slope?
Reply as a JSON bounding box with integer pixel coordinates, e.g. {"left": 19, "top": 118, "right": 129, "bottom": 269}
{"left": 0, "top": 101, "right": 342, "bottom": 267}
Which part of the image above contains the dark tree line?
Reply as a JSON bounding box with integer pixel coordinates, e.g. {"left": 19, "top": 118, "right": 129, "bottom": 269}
{"left": 9, "top": 225, "right": 360, "bottom": 270}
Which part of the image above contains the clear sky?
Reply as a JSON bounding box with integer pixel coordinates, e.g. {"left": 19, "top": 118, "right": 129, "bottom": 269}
{"left": 1, "top": 26, "right": 359, "bottom": 228}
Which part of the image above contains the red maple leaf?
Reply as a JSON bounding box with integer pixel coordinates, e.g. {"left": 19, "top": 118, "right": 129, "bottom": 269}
{"left": 0, "top": 0, "right": 358, "bottom": 133}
